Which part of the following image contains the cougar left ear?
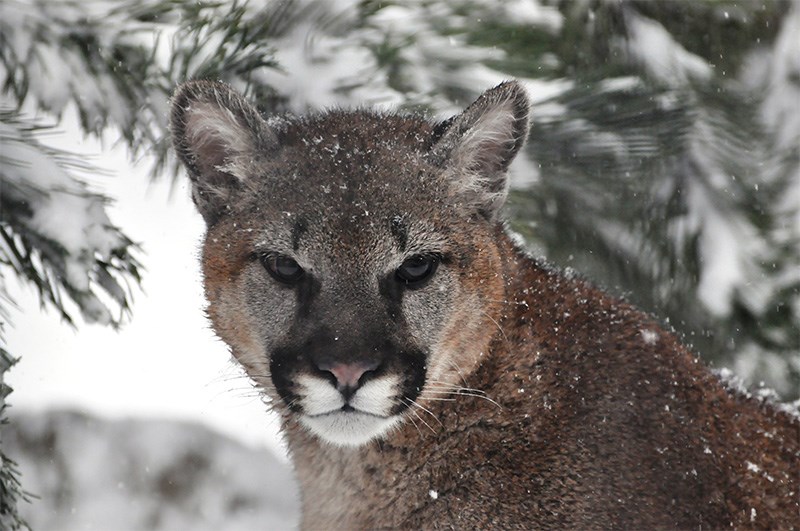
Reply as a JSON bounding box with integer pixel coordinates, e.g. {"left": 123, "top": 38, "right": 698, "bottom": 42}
{"left": 431, "top": 81, "right": 530, "bottom": 219}
{"left": 170, "top": 80, "right": 278, "bottom": 226}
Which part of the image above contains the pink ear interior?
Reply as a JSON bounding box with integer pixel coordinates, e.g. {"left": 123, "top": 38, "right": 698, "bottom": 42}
{"left": 430, "top": 81, "right": 530, "bottom": 218}
{"left": 183, "top": 102, "right": 253, "bottom": 180}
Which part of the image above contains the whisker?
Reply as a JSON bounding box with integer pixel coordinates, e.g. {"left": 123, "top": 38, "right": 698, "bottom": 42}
{"left": 407, "top": 400, "right": 443, "bottom": 427}
{"left": 452, "top": 391, "right": 503, "bottom": 409}
{"left": 425, "top": 378, "right": 481, "bottom": 387}
{"left": 285, "top": 397, "right": 302, "bottom": 411}
{"left": 447, "top": 359, "right": 470, "bottom": 388}
{"left": 423, "top": 382, "right": 473, "bottom": 390}
{"left": 404, "top": 399, "right": 436, "bottom": 434}
{"left": 419, "top": 389, "right": 503, "bottom": 410}
{"left": 415, "top": 411, "right": 437, "bottom": 435}
{"left": 421, "top": 389, "right": 467, "bottom": 396}
{"left": 424, "top": 384, "right": 491, "bottom": 397}
{"left": 405, "top": 412, "right": 423, "bottom": 437}
{"left": 395, "top": 398, "right": 424, "bottom": 437}
{"left": 481, "top": 309, "right": 508, "bottom": 342}
{"left": 425, "top": 381, "right": 491, "bottom": 393}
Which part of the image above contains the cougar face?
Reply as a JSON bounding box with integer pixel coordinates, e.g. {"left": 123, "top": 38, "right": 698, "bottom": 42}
{"left": 171, "top": 81, "right": 528, "bottom": 446}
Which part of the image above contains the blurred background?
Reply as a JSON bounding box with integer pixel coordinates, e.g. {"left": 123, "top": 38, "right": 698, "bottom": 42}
{"left": 1, "top": 0, "right": 798, "bottom": 529}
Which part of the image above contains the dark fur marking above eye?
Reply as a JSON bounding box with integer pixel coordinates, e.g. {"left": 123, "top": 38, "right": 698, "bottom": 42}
{"left": 389, "top": 215, "right": 408, "bottom": 251}
{"left": 292, "top": 217, "right": 308, "bottom": 252}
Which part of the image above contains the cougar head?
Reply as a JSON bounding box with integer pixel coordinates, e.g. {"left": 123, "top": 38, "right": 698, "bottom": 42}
{"left": 170, "top": 80, "right": 529, "bottom": 446}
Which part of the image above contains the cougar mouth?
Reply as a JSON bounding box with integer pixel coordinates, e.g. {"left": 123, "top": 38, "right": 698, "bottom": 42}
{"left": 294, "top": 373, "right": 407, "bottom": 447}
{"left": 307, "top": 406, "right": 389, "bottom": 419}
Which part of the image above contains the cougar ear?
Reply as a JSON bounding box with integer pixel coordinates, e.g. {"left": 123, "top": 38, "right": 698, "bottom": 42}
{"left": 170, "top": 80, "right": 278, "bottom": 225}
{"left": 431, "top": 81, "right": 530, "bottom": 220}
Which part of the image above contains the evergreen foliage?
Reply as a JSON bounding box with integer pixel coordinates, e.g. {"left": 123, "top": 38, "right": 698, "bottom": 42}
{"left": 1, "top": 350, "right": 28, "bottom": 530}
{"left": 0, "top": 0, "right": 282, "bottom": 521}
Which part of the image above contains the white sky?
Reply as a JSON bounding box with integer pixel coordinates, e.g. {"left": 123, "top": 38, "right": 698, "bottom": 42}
{"left": 4, "top": 111, "right": 288, "bottom": 460}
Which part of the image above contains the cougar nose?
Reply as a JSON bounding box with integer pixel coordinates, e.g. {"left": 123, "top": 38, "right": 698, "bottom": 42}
{"left": 318, "top": 360, "right": 380, "bottom": 396}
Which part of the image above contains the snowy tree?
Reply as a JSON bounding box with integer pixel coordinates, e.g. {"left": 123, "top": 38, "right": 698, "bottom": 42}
{"left": 1, "top": 0, "right": 798, "bottom": 526}
{"left": 0, "top": 0, "right": 279, "bottom": 525}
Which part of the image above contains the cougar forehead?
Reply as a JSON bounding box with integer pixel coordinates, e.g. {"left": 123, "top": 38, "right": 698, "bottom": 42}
{"left": 233, "top": 112, "right": 456, "bottom": 233}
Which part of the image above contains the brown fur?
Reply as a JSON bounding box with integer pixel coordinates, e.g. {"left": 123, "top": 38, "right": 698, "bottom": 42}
{"left": 201, "top": 219, "right": 267, "bottom": 375}
{"left": 170, "top": 80, "right": 800, "bottom": 529}
{"left": 287, "top": 229, "right": 799, "bottom": 529}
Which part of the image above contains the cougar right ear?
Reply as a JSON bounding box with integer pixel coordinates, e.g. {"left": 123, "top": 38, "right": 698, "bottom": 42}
{"left": 170, "top": 80, "right": 278, "bottom": 225}
{"left": 430, "top": 81, "right": 529, "bottom": 220}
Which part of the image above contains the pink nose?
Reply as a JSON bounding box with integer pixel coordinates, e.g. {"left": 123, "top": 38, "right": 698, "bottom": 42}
{"left": 326, "top": 361, "right": 379, "bottom": 390}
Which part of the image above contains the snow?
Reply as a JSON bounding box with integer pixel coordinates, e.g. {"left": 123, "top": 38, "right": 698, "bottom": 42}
{"left": 24, "top": 44, "right": 74, "bottom": 113}
{"left": 732, "top": 346, "right": 800, "bottom": 400}
{"left": 640, "top": 329, "right": 659, "bottom": 345}
{"left": 496, "top": 0, "right": 563, "bottom": 31}
{"left": 0, "top": 1, "right": 139, "bottom": 125}
{"left": 2, "top": 409, "right": 300, "bottom": 530}
{"left": 752, "top": 6, "right": 800, "bottom": 154}
{"left": 687, "top": 179, "right": 753, "bottom": 317}
{"left": 599, "top": 76, "right": 642, "bottom": 93}
{"left": 742, "top": 6, "right": 800, "bottom": 234}
{"left": 4, "top": 112, "right": 290, "bottom": 459}
{"left": 249, "top": 0, "right": 403, "bottom": 112}
{"left": 249, "top": 0, "right": 571, "bottom": 116}
{"left": 626, "top": 12, "right": 712, "bottom": 87}
{"left": 714, "top": 367, "right": 799, "bottom": 420}
{"left": 714, "top": 367, "right": 751, "bottom": 398}
{"left": 1, "top": 116, "right": 129, "bottom": 324}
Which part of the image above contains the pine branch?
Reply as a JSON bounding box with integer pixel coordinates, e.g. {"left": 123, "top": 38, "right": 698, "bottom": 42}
{"left": 0, "top": 111, "right": 142, "bottom": 328}
{"left": 0, "top": 349, "right": 31, "bottom": 530}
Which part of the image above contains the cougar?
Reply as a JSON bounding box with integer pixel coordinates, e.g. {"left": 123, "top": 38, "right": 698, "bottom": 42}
{"left": 170, "top": 79, "right": 799, "bottom": 529}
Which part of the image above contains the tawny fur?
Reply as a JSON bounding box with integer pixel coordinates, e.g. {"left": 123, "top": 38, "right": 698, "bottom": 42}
{"left": 286, "top": 229, "right": 799, "bottom": 529}
{"left": 171, "top": 80, "right": 800, "bottom": 530}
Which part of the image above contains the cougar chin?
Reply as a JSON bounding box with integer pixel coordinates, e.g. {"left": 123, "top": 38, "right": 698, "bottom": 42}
{"left": 300, "top": 411, "right": 402, "bottom": 447}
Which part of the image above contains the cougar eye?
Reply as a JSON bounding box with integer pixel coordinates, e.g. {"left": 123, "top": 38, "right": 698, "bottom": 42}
{"left": 261, "top": 254, "right": 305, "bottom": 284}
{"left": 396, "top": 255, "right": 438, "bottom": 286}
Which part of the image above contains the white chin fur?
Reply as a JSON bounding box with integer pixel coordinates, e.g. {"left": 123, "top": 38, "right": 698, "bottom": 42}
{"left": 296, "top": 373, "right": 403, "bottom": 447}
{"left": 300, "top": 412, "right": 402, "bottom": 447}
